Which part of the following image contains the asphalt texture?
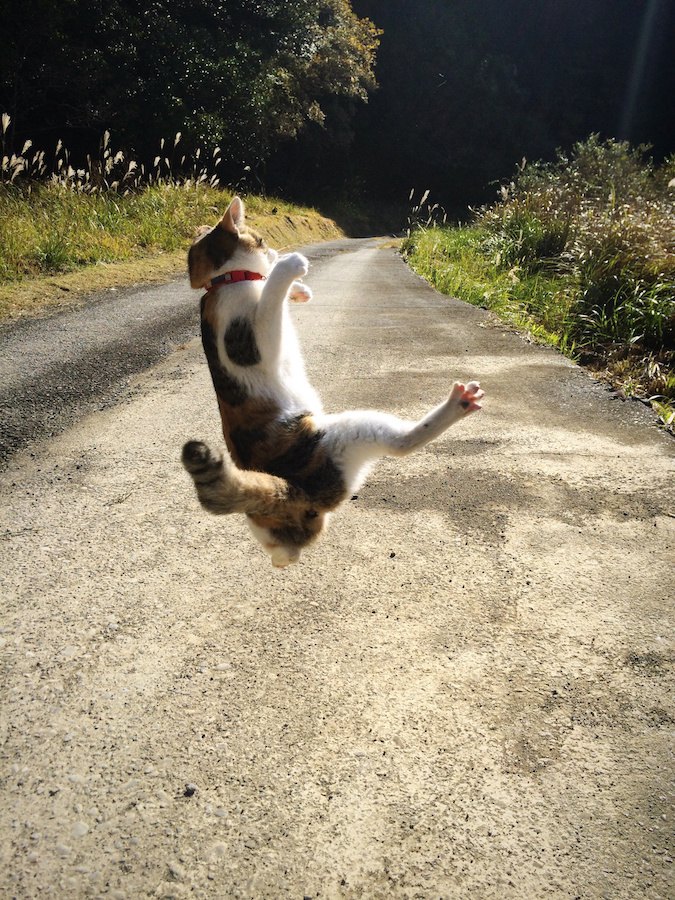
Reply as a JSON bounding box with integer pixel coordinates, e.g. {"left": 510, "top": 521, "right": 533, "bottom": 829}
{"left": 0, "top": 239, "right": 358, "bottom": 463}
{"left": 1, "top": 239, "right": 673, "bottom": 899}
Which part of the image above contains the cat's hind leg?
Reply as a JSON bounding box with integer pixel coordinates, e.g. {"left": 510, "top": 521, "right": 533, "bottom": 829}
{"left": 319, "top": 381, "right": 484, "bottom": 491}
{"left": 182, "top": 440, "right": 302, "bottom": 518}
{"left": 182, "top": 441, "right": 328, "bottom": 568}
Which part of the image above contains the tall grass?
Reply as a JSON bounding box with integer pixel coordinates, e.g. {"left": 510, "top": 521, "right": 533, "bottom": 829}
{"left": 0, "top": 114, "right": 321, "bottom": 285}
{"left": 403, "top": 137, "right": 675, "bottom": 429}
{"left": 478, "top": 138, "right": 675, "bottom": 353}
{"left": 2, "top": 114, "right": 221, "bottom": 192}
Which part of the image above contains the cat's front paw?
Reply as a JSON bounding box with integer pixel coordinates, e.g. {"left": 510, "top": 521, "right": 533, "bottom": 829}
{"left": 289, "top": 281, "right": 312, "bottom": 303}
{"left": 277, "top": 252, "right": 309, "bottom": 280}
{"left": 449, "top": 381, "right": 485, "bottom": 414}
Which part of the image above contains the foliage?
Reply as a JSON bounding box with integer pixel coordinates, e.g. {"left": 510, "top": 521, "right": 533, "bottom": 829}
{"left": 477, "top": 137, "right": 675, "bottom": 353}
{"left": 1, "top": 114, "right": 222, "bottom": 192}
{"left": 0, "top": 119, "right": 335, "bottom": 285}
{"left": 0, "top": 0, "right": 379, "bottom": 179}
{"left": 403, "top": 138, "right": 675, "bottom": 430}
{"left": 402, "top": 225, "right": 577, "bottom": 350}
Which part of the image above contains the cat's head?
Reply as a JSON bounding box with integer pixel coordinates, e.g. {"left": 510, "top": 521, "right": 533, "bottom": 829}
{"left": 247, "top": 509, "right": 328, "bottom": 568}
{"left": 188, "top": 196, "right": 277, "bottom": 289}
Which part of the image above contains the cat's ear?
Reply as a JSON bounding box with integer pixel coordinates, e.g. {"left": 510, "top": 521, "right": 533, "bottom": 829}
{"left": 219, "top": 196, "right": 245, "bottom": 235}
{"left": 194, "top": 224, "right": 212, "bottom": 239}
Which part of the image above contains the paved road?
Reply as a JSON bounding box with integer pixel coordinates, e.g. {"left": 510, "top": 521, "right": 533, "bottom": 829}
{"left": 1, "top": 240, "right": 673, "bottom": 898}
{"left": 0, "top": 239, "right": 361, "bottom": 462}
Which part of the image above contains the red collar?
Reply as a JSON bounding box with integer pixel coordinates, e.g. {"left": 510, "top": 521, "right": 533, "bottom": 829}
{"left": 206, "top": 270, "right": 266, "bottom": 291}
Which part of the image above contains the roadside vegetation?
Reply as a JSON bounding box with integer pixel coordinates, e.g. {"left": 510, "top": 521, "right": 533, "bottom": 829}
{"left": 403, "top": 137, "right": 675, "bottom": 431}
{"left": 0, "top": 116, "right": 342, "bottom": 320}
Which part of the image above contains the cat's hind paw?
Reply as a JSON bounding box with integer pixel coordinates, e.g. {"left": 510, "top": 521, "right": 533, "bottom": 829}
{"left": 182, "top": 440, "right": 223, "bottom": 476}
{"left": 289, "top": 281, "right": 312, "bottom": 303}
{"left": 449, "top": 381, "right": 485, "bottom": 414}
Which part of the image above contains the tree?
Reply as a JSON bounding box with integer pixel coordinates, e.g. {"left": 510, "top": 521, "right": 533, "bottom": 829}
{"left": 0, "top": 0, "right": 379, "bottom": 178}
{"left": 349, "top": 0, "right": 675, "bottom": 210}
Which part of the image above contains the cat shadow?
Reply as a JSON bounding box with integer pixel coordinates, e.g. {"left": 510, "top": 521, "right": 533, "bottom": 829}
{"left": 352, "top": 438, "right": 663, "bottom": 546}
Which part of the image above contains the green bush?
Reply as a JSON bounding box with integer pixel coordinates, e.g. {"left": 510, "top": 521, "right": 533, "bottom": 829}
{"left": 403, "top": 137, "right": 674, "bottom": 426}
{"left": 477, "top": 137, "right": 674, "bottom": 354}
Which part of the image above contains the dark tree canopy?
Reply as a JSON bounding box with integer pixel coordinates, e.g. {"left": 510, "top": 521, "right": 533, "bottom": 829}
{"left": 1, "top": 0, "right": 672, "bottom": 211}
{"left": 0, "top": 0, "right": 379, "bottom": 175}
{"left": 344, "top": 0, "right": 674, "bottom": 210}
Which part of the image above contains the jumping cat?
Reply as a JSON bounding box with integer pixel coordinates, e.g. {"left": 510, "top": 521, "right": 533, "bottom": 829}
{"left": 182, "top": 197, "right": 485, "bottom": 567}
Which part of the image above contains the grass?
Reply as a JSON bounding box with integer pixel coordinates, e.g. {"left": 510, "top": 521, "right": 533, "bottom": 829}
{"left": 0, "top": 116, "right": 343, "bottom": 321}
{"left": 403, "top": 139, "right": 675, "bottom": 432}
{"left": 404, "top": 225, "right": 579, "bottom": 349}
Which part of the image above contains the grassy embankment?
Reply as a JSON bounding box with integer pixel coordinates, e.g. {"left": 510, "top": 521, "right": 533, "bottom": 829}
{"left": 403, "top": 138, "right": 675, "bottom": 430}
{"left": 0, "top": 120, "right": 343, "bottom": 321}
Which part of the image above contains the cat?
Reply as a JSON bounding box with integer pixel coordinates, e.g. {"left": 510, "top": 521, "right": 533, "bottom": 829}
{"left": 182, "top": 196, "right": 485, "bottom": 568}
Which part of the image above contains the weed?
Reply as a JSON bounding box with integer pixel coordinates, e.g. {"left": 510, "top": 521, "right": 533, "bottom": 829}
{"left": 405, "top": 189, "right": 448, "bottom": 236}
{"left": 0, "top": 113, "right": 339, "bottom": 291}
{"left": 403, "top": 138, "right": 674, "bottom": 431}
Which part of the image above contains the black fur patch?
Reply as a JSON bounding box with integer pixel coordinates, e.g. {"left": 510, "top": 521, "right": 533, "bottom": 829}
{"left": 267, "top": 419, "right": 346, "bottom": 506}
{"left": 271, "top": 522, "right": 315, "bottom": 547}
{"left": 267, "top": 424, "right": 322, "bottom": 480}
{"left": 230, "top": 425, "right": 267, "bottom": 467}
{"left": 205, "top": 228, "right": 238, "bottom": 269}
{"left": 225, "top": 317, "right": 261, "bottom": 367}
{"left": 295, "top": 457, "right": 346, "bottom": 508}
{"left": 200, "top": 311, "right": 248, "bottom": 405}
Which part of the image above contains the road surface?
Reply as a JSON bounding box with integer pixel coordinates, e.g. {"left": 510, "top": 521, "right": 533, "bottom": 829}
{"left": 1, "top": 239, "right": 673, "bottom": 898}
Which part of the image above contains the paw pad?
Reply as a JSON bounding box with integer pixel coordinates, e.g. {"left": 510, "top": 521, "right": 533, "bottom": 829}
{"left": 451, "top": 381, "right": 485, "bottom": 414}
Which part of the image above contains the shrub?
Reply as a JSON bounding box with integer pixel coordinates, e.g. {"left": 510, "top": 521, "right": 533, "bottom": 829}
{"left": 404, "top": 137, "right": 674, "bottom": 426}
{"left": 476, "top": 137, "right": 674, "bottom": 355}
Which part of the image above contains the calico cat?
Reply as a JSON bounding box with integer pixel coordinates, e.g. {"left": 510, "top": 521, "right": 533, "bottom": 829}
{"left": 182, "top": 196, "right": 485, "bottom": 567}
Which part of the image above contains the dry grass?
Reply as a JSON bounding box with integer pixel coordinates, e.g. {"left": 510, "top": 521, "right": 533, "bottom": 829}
{"left": 0, "top": 115, "right": 343, "bottom": 321}
{"left": 0, "top": 252, "right": 186, "bottom": 321}
{"left": 0, "top": 205, "right": 342, "bottom": 323}
{"left": 403, "top": 138, "right": 675, "bottom": 432}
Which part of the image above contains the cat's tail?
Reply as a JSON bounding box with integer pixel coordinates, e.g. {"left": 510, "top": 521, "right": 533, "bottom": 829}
{"left": 181, "top": 440, "right": 302, "bottom": 518}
